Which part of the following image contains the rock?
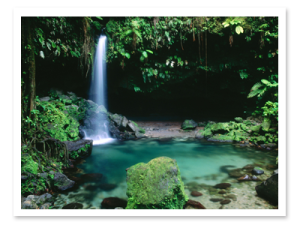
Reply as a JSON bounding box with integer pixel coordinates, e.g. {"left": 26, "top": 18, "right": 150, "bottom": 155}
{"left": 101, "top": 197, "right": 127, "bottom": 209}
{"left": 191, "top": 191, "right": 203, "bottom": 197}
{"left": 223, "top": 194, "right": 237, "bottom": 201}
{"left": 261, "top": 143, "right": 278, "bottom": 150}
{"left": 40, "top": 96, "right": 50, "bottom": 102}
{"left": 22, "top": 200, "right": 38, "bottom": 209}
{"left": 63, "top": 139, "right": 93, "bottom": 160}
{"left": 114, "top": 207, "right": 124, "bottom": 209}
{"left": 214, "top": 183, "right": 231, "bottom": 189}
{"left": 251, "top": 175, "right": 261, "bottom": 181}
{"left": 218, "top": 190, "right": 226, "bottom": 194}
{"left": 273, "top": 169, "right": 278, "bottom": 175}
{"left": 250, "top": 125, "right": 261, "bottom": 133}
{"left": 228, "top": 168, "right": 245, "bottom": 178}
{"left": 184, "top": 199, "right": 205, "bottom": 209}
{"left": 209, "top": 198, "right": 223, "bottom": 202}
{"left": 252, "top": 167, "right": 264, "bottom": 175}
{"left": 62, "top": 203, "right": 83, "bottom": 209}
{"left": 126, "top": 156, "right": 188, "bottom": 209}
{"left": 237, "top": 174, "right": 252, "bottom": 181}
{"left": 195, "top": 130, "right": 205, "bottom": 139}
{"left": 220, "top": 199, "right": 231, "bottom": 205}
{"left": 235, "top": 117, "right": 243, "bottom": 123}
{"left": 242, "top": 164, "right": 254, "bottom": 171}
{"left": 80, "top": 173, "right": 103, "bottom": 183}
{"left": 220, "top": 165, "right": 236, "bottom": 173}
{"left": 261, "top": 117, "right": 271, "bottom": 131}
{"left": 255, "top": 174, "right": 278, "bottom": 204}
{"left": 99, "top": 183, "right": 117, "bottom": 191}
{"left": 40, "top": 203, "right": 52, "bottom": 209}
{"left": 120, "top": 116, "right": 129, "bottom": 130}
{"left": 207, "top": 134, "right": 234, "bottom": 143}
{"left": 181, "top": 120, "right": 198, "bottom": 130}
{"left": 53, "top": 172, "right": 75, "bottom": 191}
{"left": 110, "top": 114, "right": 123, "bottom": 127}
{"left": 36, "top": 193, "right": 53, "bottom": 204}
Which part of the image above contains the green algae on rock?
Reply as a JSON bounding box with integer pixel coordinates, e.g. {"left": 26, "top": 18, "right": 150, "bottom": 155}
{"left": 125, "top": 156, "right": 188, "bottom": 209}
{"left": 181, "top": 119, "right": 198, "bottom": 130}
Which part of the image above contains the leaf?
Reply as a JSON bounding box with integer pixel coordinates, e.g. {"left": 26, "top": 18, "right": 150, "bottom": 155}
{"left": 46, "top": 42, "right": 51, "bottom": 50}
{"left": 140, "top": 56, "right": 144, "bottom": 62}
{"left": 165, "top": 31, "right": 169, "bottom": 38}
{"left": 125, "top": 53, "right": 130, "bottom": 59}
{"left": 146, "top": 50, "right": 153, "bottom": 54}
{"left": 134, "top": 30, "right": 142, "bottom": 39}
{"left": 247, "top": 88, "right": 262, "bottom": 98}
{"left": 235, "top": 26, "right": 243, "bottom": 35}
{"left": 39, "top": 51, "right": 45, "bottom": 59}
{"left": 142, "top": 51, "right": 148, "bottom": 58}
{"left": 251, "top": 82, "right": 263, "bottom": 91}
{"left": 240, "top": 71, "right": 248, "bottom": 79}
{"left": 96, "top": 17, "right": 103, "bottom": 20}
{"left": 261, "top": 79, "right": 270, "bottom": 85}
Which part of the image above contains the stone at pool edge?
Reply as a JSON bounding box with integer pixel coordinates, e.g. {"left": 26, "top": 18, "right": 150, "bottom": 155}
{"left": 213, "top": 183, "right": 231, "bottom": 189}
{"left": 191, "top": 191, "right": 203, "bottom": 197}
{"left": 181, "top": 119, "right": 198, "bottom": 130}
{"left": 184, "top": 199, "right": 206, "bottom": 209}
{"left": 101, "top": 197, "right": 127, "bottom": 209}
{"left": 220, "top": 199, "right": 231, "bottom": 205}
{"left": 252, "top": 167, "right": 264, "bottom": 175}
{"left": 62, "top": 203, "right": 83, "bottom": 209}
{"left": 255, "top": 173, "right": 278, "bottom": 205}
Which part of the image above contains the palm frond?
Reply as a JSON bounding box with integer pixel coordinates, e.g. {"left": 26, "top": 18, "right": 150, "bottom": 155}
{"left": 247, "top": 88, "right": 263, "bottom": 98}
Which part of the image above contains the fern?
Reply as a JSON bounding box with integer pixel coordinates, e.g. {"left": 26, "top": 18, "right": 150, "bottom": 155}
{"left": 248, "top": 88, "right": 263, "bottom": 98}
{"left": 250, "top": 82, "right": 263, "bottom": 91}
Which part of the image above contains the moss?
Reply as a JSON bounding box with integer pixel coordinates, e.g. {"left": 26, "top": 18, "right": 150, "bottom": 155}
{"left": 261, "top": 117, "right": 271, "bottom": 132}
{"left": 126, "top": 157, "right": 188, "bottom": 209}
{"left": 22, "top": 154, "right": 39, "bottom": 175}
{"left": 234, "top": 117, "right": 243, "bottom": 123}
{"left": 37, "top": 101, "right": 80, "bottom": 142}
{"left": 69, "top": 144, "right": 91, "bottom": 160}
{"left": 208, "top": 134, "right": 234, "bottom": 142}
{"left": 250, "top": 125, "right": 261, "bottom": 133}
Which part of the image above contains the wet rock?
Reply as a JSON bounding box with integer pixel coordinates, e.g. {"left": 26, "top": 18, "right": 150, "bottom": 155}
{"left": 209, "top": 198, "right": 223, "bottom": 202}
{"left": 191, "top": 191, "right": 203, "bottom": 197}
{"left": 101, "top": 197, "right": 127, "bottom": 209}
{"left": 80, "top": 173, "right": 103, "bottom": 183}
{"left": 255, "top": 174, "right": 278, "bottom": 204}
{"left": 62, "top": 202, "right": 83, "bottom": 209}
{"left": 40, "top": 203, "right": 52, "bottom": 209}
{"left": 237, "top": 174, "right": 252, "bottom": 181}
{"left": 220, "top": 199, "right": 231, "bottom": 205}
{"left": 181, "top": 119, "right": 198, "bottom": 130}
{"left": 99, "top": 183, "right": 117, "bottom": 191}
{"left": 223, "top": 194, "right": 237, "bottom": 201}
{"left": 252, "top": 167, "right": 264, "bottom": 175}
{"left": 220, "top": 165, "right": 236, "bottom": 173}
{"left": 53, "top": 172, "right": 75, "bottom": 191}
{"left": 126, "top": 157, "right": 187, "bottom": 209}
{"left": 218, "top": 190, "right": 226, "bottom": 194}
{"left": 251, "top": 175, "right": 261, "bottom": 181}
{"left": 235, "top": 117, "right": 243, "bottom": 123}
{"left": 228, "top": 168, "right": 245, "bottom": 178}
{"left": 184, "top": 199, "right": 205, "bottom": 209}
{"left": 214, "top": 183, "right": 231, "bottom": 189}
{"left": 273, "top": 169, "right": 278, "bottom": 175}
{"left": 242, "top": 164, "right": 254, "bottom": 171}
{"left": 40, "top": 96, "right": 51, "bottom": 102}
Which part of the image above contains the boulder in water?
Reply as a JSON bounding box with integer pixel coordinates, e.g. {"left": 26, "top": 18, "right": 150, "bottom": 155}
{"left": 53, "top": 172, "right": 75, "bottom": 191}
{"left": 255, "top": 174, "right": 278, "bottom": 204}
{"left": 62, "top": 203, "right": 83, "bottom": 209}
{"left": 181, "top": 120, "right": 198, "bottom": 130}
{"left": 101, "top": 197, "right": 127, "bottom": 209}
{"left": 63, "top": 139, "right": 93, "bottom": 160}
{"left": 184, "top": 199, "right": 205, "bottom": 209}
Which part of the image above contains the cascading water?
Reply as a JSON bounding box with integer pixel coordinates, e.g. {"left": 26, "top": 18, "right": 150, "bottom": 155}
{"left": 84, "top": 34, "right": 114, "bottom": 145}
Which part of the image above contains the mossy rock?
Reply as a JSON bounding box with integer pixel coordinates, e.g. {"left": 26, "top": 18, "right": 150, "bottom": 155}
{"left": 234, "top": 117, "right": 243, "bottom": 123}
{"left": 243, "top": 120, "right": 256, "bottom": 126}
{"left": 251, "top": 136, "right": 267, "bottom": 144}
{"left": 207, "top": 134, "right": 234, "bottom": 143}
{"left": 261, "top": 117, "right": 271, "bottom": 132}
{"left": 250, "top": 125, "right": 261, "bottom": 133}
{"left": 21, "top": 154, "right": 39, "bottom": 175}
{"left": 210, "top": 123, "right": 231, "bottom": 133}
{"left": 38, "top": 101, "right": 80, "bottom": 142}
{"left": 126, "top": 157, "right": 188, "bottom": 209}
{"left": 181, "top": 120, "right": 198, "bottom": 130}
{"left": 195, "top": 129, "right": 205, "bottom": 139}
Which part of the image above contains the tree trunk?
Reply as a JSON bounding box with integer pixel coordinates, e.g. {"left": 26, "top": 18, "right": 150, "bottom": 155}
{"left": 27, "top": 18, "right": 36, "bottom": 117}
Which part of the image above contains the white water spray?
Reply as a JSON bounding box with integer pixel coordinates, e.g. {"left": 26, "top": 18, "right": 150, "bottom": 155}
{"left": 84, "top": 35, "right": 114, "bottom": 145}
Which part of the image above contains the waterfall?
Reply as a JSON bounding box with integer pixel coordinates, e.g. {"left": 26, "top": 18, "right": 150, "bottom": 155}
{"left": 85, "top": 35, "right": 114, "bottom": 145}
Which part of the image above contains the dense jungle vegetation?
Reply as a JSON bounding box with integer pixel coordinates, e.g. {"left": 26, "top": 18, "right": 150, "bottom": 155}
{"left": 21, "top": 16, "right": 278, "bottom": 197}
